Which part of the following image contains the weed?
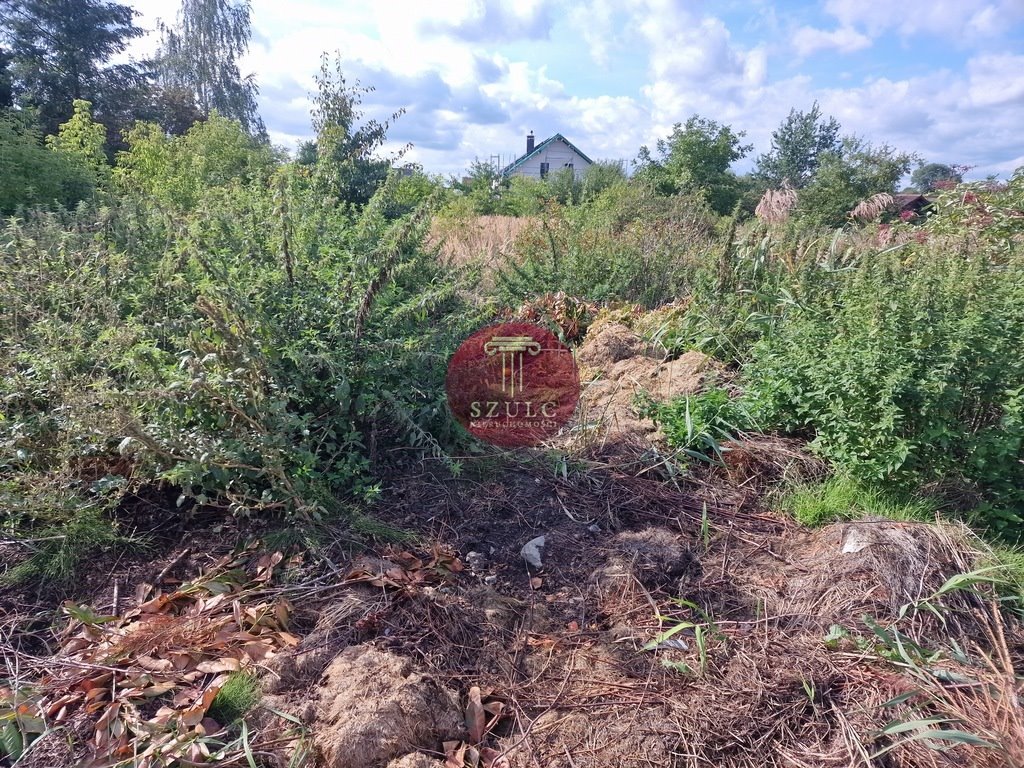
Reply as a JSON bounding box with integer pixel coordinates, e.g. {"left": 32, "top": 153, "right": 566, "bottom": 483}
{"left": 637, "top": 386, "right": 754, "bottom": 466}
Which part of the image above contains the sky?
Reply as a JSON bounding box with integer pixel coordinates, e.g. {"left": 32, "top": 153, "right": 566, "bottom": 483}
{"left": 123, "top": 0, "right": 1024, "bottom": 180}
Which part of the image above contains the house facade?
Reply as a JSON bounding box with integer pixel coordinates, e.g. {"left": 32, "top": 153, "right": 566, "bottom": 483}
{"left": 500, "top": 132, "right": 593, "bottom": 181}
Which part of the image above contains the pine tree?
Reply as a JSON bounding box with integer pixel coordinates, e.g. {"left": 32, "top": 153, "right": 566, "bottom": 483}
{"left": 0, "top": 0, "right": 148, "bottom": 137}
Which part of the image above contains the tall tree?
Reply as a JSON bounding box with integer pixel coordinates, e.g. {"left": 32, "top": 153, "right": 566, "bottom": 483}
{"left": 157, "top": 0, "right": 265, "bottom": 136}
{"left": 911, "top": 162, "right": 964, "bottom": 193}
{"left": 0, "top": 47, "right": 13, "bottom": 107}
{"left": 307, "top": 54, "right": 402, "bottom": 206}
{"left": 636, "top": 115, "right": 752, "bottom": 214}
{"left": 797, "top": 137, "right": 916, "bottom": 228}
{"left": 754, "top": 102, "right": 841, "bottom": 189}
{"left": 0, "top": 0, "right": 148, "bottom": 137}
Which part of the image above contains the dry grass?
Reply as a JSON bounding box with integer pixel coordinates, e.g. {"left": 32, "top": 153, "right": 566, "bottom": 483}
{"left": 430, "top": 214, "right": 533, "bottom": 272}
{"left": 755, "top": 184, "right": 798, "bottom": 224}
{"left": 851, "top": 192, "right": 896, "bottom": 222}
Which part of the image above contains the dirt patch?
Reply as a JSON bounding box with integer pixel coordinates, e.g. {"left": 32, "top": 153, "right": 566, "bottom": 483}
{"left": 573, "top": 323, "right": 719, "bottom": 445}
{"left": 312, "top": 645, "right": 464, "bottom": 768}
{"left": 5, "top": 451, "right": 1022, "bottom": 768}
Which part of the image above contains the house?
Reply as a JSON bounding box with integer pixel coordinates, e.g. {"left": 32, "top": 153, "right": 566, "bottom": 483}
{"left": 892, "top": 194, "right": 932, "bottom": 216}
{"left": 500, "top": 132, "right": 593, "bottom": 181}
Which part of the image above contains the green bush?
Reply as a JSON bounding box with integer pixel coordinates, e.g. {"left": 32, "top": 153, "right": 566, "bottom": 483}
{"left": 0, "top": 108, "right": 99, "bottom": 213}
{"left": 743, "top": 228, "right": 1024, "bottom": 537}
{"left": 496, "top": 185, "right": 719, "bottom": 307}
{"left": 637, "top": 386, "right": 754, "bottom": 465}
{"left": 2, "top": 106, "right": 478, "bottom": 531}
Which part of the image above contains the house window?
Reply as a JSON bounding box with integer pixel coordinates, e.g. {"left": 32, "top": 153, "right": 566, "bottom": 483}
{"left": 540, "top": 162, "right": 549, "bottom": 179}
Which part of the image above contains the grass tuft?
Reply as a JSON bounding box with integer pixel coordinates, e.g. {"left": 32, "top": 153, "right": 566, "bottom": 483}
{"left": 783, "top": 475, "right": 933, "bottom": 528}
{"left": 208, "top": 672, "right": 261, "bottom": 726}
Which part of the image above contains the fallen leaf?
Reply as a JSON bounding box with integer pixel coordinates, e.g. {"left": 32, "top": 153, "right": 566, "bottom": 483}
{"left": 137, "top": 656, "right": 173, "bottom": 672}
{"left": 530, "top": 577, "right": 543, "bottom": 589}
{"left": 195, "top": 658, "right": 240, "bottom": 674}
{"left": 466, "top": 686, "right": 485, "bottom": 744}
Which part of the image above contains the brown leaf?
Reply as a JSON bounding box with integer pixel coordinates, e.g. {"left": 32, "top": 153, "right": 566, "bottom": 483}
{"left": 444, "top": 741, "right": 467, "bottom": 768}
{"left": 141, "top": 682, "right": 177, "bottom": 697}
{"left": 45, "top": 693, "right": 80, "bottom": 718}
{"left": 195, "top": 658, "right": 240, "bottom": 674}
{"left": 94, "top": 701, "right": 121, "bottom": 734}
{"left": 529, "top": 577, "right": 543, "bottom": 589}
{"left": 466, "top": 686, "right": 485, "bottom": 745}
{"left": 243, "top": 641, "right": 275, "bottom": 661}
{"left": 276, "top": 631, "right": 301, "bottom": 647}
{"left": 273, "top": 599, "right": 290, "bottom": 628}
{"left": 137, "top": 655, "right": 173, "bottom": 672}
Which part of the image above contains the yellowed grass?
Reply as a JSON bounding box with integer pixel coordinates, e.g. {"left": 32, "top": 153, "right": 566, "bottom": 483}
{"left": 429, "top": 214, "right": 533, "bottom": 272}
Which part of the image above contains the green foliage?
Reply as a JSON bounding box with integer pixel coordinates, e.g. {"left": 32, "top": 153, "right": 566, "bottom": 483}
{"left": 496, "top": 184, "right": 718, "bottom": 307}
{"left": 0, "top": 109, "right": 96, "bottom": 213}
{"left": 0, "top": 0, "right": 149, "bottom": 140}
{"left": 796, "top": 137, "right": 917, "bottom": 228}
{"left": 635, "top": 115, "right": 752, "bottom": 214}
{"left": 637, "top": 386, "right": 753, "bottom": 465}
{"left": 911, "top": 162, "right": 963, "bottom": 194}
{"left": 754, "top": 102, "right": 841, "bottom": 189}
{"left": 743, "top": 240, "right": 1024, "bottom": 537}
{"left": 580, "top": 159, "right": 627, "bottom": 202}
{"left": 782, "top": 475, "right": 932, "bottom": 528}
{"left": 156, "top": 0, "right": 264, "bottom": 136}
{"left": 308, "top": 53, "right": 399, "bottom": 206}
{"left": 1, "top": 488, "right": 127, "bottom": 587}
{"left": 115, "top": 112, "right": 276, "bottom": 210}
{"left": 1, "top": 71, "right": 478, "bottom": 535}
{"left": 208, "top": 672, "right": 261, "bottom": 725}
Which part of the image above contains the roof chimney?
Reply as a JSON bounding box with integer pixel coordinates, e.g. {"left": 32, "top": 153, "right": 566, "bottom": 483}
{"left": 526, "top": 131, "right": 535, "bottom": 154}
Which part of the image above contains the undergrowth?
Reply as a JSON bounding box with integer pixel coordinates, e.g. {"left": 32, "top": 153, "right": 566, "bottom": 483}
{"left": 782, "top": 475, "right": 933, "bottom": 528}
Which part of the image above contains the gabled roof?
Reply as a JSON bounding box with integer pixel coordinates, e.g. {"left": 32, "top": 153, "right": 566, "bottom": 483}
{"left": 500, "top": 133, "right": 594, "bottom": 176}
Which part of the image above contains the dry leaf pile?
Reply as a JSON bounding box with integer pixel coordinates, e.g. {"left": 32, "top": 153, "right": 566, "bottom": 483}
{"left": 2, "top": 548, "right": 300, "bottom": 767}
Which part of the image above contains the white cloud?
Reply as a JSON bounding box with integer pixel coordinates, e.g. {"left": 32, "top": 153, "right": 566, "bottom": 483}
{"left": 823, "top": 0, "right": 1024, "bottom": 40}
{"left": 791, "top": 25, "right": 872, "bottom": 57}
{"left": 112, "top": 1, "right": 1024, "bottom": 179}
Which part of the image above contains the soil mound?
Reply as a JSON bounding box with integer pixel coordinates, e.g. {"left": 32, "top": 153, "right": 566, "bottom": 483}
{"left": 313, "top": 645, "right": 464, "bottom": 768}
{"left": 575, "top": 324, "right": 717, "bottom": 443}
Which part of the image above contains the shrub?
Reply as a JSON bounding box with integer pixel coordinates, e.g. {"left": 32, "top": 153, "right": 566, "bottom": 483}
{"left": 496, "top": 185, "right": 719, "bottom": 308}
{"left": 0, "top": 108, "right": 98, "bottom": 213}
{"left": 743, "top": 240, "right": 1024, "bottom": 537}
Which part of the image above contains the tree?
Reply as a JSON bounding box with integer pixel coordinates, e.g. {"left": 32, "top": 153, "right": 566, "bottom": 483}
{"left": 911, "top": 162, "right": 964, "bottom": 193}
{"left": 635, "top": 116, "right": 752, "bottom": 215}
{"left": 754, "top": 102, "right": 841, "bottom": 189}
{"left": 156, "top": 0, "right": 264, "bottom": 136}
{"left": 0, "top": 0, "right": 148, "bottom": 138}
{"left": 797, "top": 137, "right": 916, "bottom": 228}
{"left": 307, "top": 55, "right": 402, "bottom": 207}
{"left": 0, "top": 47, "right": 13, "bottom": 107}
{"left": 580, "top": 159, "right": 627, "bottom": 202}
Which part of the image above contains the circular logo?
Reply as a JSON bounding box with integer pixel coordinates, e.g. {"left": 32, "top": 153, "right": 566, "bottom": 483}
{"left": 446, "top": 323, "right": 580, "bottom": 447}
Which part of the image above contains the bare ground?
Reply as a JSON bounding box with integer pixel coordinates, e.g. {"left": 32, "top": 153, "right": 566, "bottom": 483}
{"left": 3, "top": 335, "right": 1024, "bottom": 768}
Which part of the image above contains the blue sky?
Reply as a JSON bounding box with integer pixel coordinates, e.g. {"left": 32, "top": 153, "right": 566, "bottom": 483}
{"left": 125, "top": 0, "right": 1024, "bottom": 179}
